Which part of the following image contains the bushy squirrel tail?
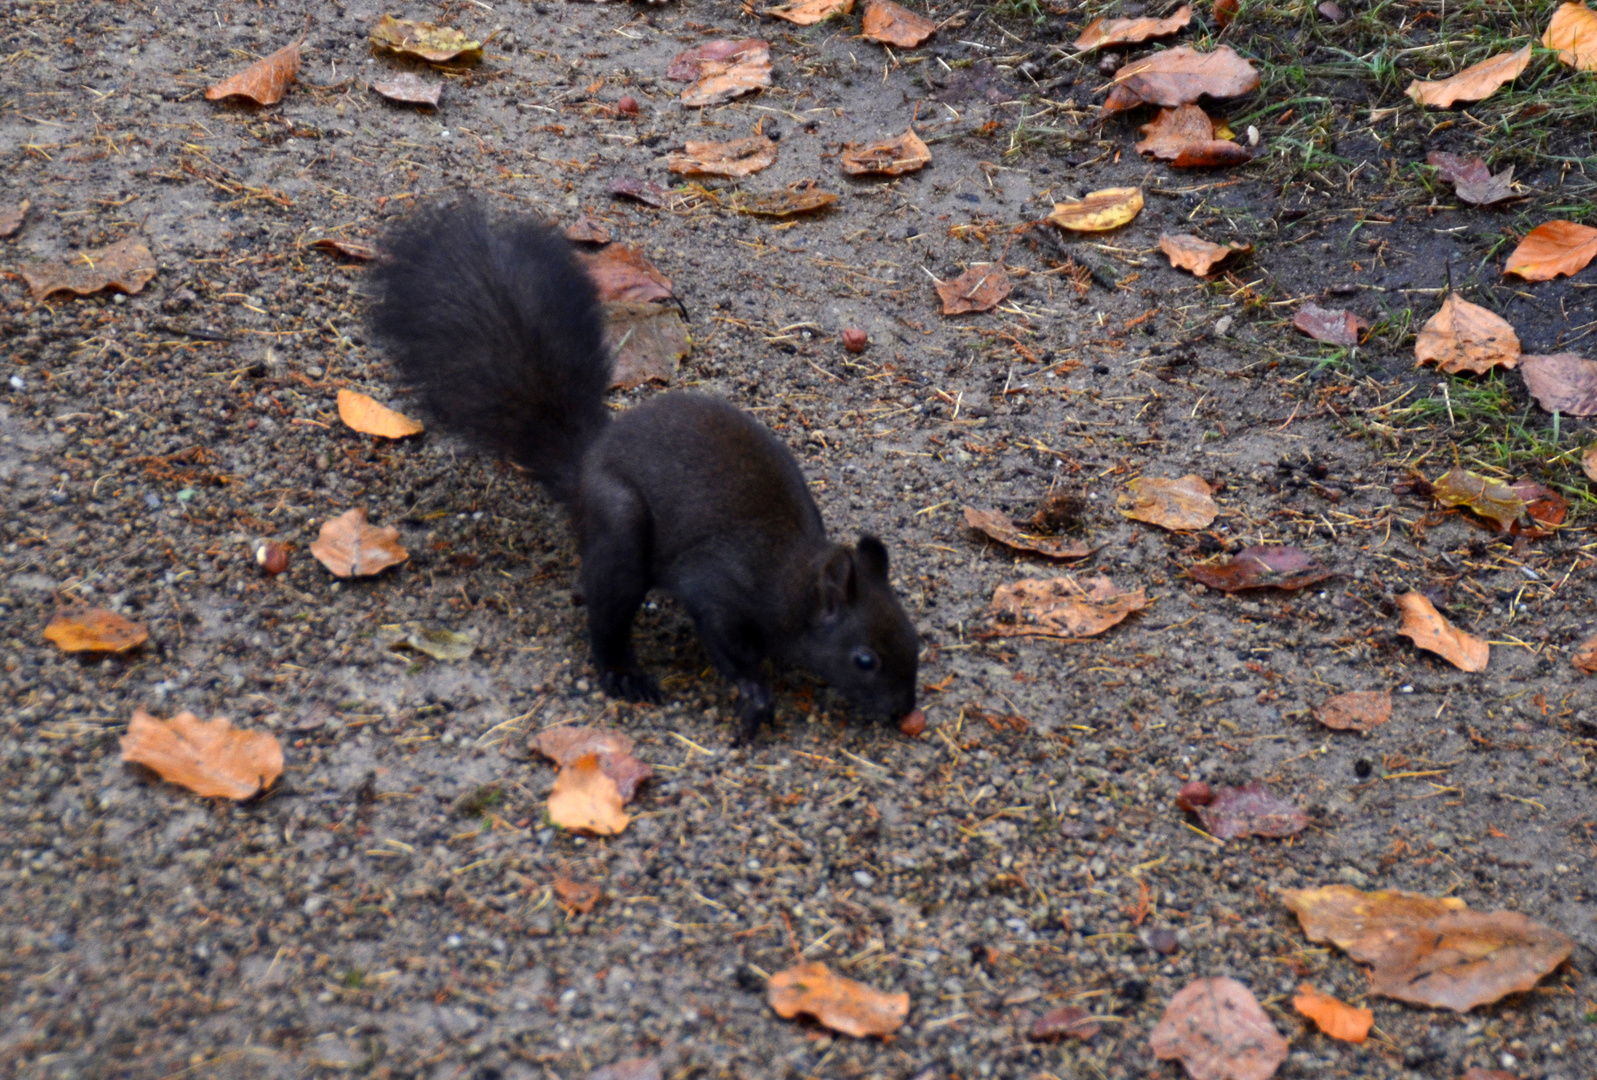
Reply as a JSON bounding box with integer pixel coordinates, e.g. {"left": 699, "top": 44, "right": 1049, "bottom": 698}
{"left": 367, "top": 199, "right": 612, "bottom": 505}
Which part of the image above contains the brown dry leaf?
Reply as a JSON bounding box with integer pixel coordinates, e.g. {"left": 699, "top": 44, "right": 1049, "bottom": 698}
{"left": 1102, "top": 46, "right": 1261, "bottom": 113}
{"left": 1503, "top": 220, "right": 1597, "bottom": 281}
{"left": 1430, "top": 468, "right": 1526, "bottom": 529}
{"left": 1193, "top": 784, "right": 1309, "bottom": 840}
{"left": 370, "top": 72, "right": 442, "bottom": 107}
{"left": 936, "top": 263, "right": 1013, "bottom": 315}
{"left": 667, "top": 135, "right": 778, "bottom": 178}
{"left": 1406, "top": 46, "right": 1530, "bottom": 108}
{"left": 205, "top": 40, "right": 301, "bottom": 104}
{"left": 547, "top": 753, "right": 629, "bottom": 836}
{"left": 681, "top": 42, "right": 772, "bottom": 107}
{"left": 1134, "top": 105, "right": 1251, "bottom": 167}
{"left": 839, "top": 129, "right": 932, "bottom": 176}
{"left": 312, "top": 238, "right": 376, "bottom": 261}
{"left": 604, "top": 301, "right": 691, "bottom": 391}
{"left": 1027, "top": 1005, "right": 1101, "bottom": 1041}
{"left": 1427, "top": 152, "right": 1517, "bottom": 206}
{"left": 1293, "top": 302, "right": 1368, "bottom": 347}
{"left": 736, "top": 183, "right": 840, "bottom": 218}
{"left": 984, "top": 575, "right": 1152, "bottom": 639}
{"left": 666, "top": 39, "right": 768, "bottom": 81}
{"left": 1076, "top": 5, "right": 1192, "bottom": 49}
{"left": 1396, "top": 591, "right": 1489, "bottom": 672}
{"left": 1292, "top": 985, "right": 1373, "bottom": 1044}
{"left": 1159, "top": 233, "right": 1251, "bottom": 276}
{"left": 1316, "top": 690, "right": 1392, "bottom": 732}
{"left": 44, "top": 608, "right": 149, "bottom": 654}
{"left": 1543, "top": 1, "right": 1597, "bottom": 70}
{"left": 1281, "top": 884, "right": 1575, "bottom": 1012}
{"left": 764, "top": 0, "right": 853, "bottom": 25}
{"left": 19, "top": 236, "right": 157, "bottom": 302}
{"left": 767, "top": 961, "right": 908, "bottom": 1038}
{"left": 565, "top": 214, "right": 611, "bottom": 244}
{"left": 1149, "top": 977, "right": 1288, "bottom": 1080}
{"left": 554, "top": 877, "right": 602, "bottom": 916}
{"left": 1118, "top": 475, "right": 1218, "bottom": 530}
{"left": 608, "top": 175, "right": 669, "bottom": 208}
{"left": 337, "top": 389, "right": 424, "bottom": 439}
{"left": 1047, "top": 187, "right": 1144, "bottom": 232}
{"left": 1572, "top": 632, "right": 1597, "bottom": 674}
{"left": 310, "top": 508, "right": 409, "bottom": 578}
{"left": 1413, "top": 294, "right": 1521, "bottom": 374}
{"left": 532, "top": 726, "right": 652, "bottom": 802}
{"left": 120, "top": 708, "right": 284, "bottom": 801}
{"left": 861, "top": 0, "right": 939, "bottom": 47}
{"left": 1520, "top": 353, "right": 1597, "bottom": 415}
{"left": 1511, "top": 479, "right": 1568, "bottom": 536}
{"left": 963, "top": 507, "right": 1094, "bottom": 560}
{"left": 1187, "top": 545, "right": 1333, "bottom": 592}
{"left": 370, "top": 15, "right": 482, "bottom": 64}
{"left": 0, "top": 200, "right": 28, "bottom": 238}
{"left": 579, "top": 245, "right": 675, "bottom": 303}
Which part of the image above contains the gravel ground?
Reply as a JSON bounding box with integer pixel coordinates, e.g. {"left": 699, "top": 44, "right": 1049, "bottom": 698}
{"left": 2, "top": 1, "right": 1594, "bottom": 1078}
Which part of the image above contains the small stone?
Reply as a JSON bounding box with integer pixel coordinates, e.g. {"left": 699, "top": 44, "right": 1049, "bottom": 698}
{"left": 1317, "top": 0, "right": 1345, "bottom": 20}
{"left": 842, "top": 327, "right": 868, "bottom": 353}
{"left": 616, "top": 95, "right": 640, "bottom": 117}
{"left": 1428, "top": 831, "right": 1454, "bottom": 850}
{"left": 1335, "top": 865, "right": 1370, "bottom": 888}
{"left": 1143, "top": 928, "right": 1180, "bottom": 955}
{"left": 852, "top": 870, "right": 876, "bottom": 887}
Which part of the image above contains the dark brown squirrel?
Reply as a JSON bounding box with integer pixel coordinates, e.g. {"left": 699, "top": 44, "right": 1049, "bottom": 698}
{"left": 367, "top": 200, "right": 919, "bottom": 742}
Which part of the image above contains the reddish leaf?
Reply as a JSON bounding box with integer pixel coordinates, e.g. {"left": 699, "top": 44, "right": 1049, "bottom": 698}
{"left": 1192, "top": 784, "right": 1309, "bottom": 840}
{"left": 1292, "top": 985, "right": 1372, "bottom": 1043}
{"left": 1520, "top": 352, "right": 1597, "bottom": 415}
{"left": 608, "top": 175, "right": 669, "bottom": 208}
{"left": 533, "top": 726, "right": 652, "bottom": 802}
{"left": 1118, "top": 474, "right": 1217, "bottom": 530}
{"left": 839, "top": 129, "right": 932, "bottom": 176}
{"left": 1293, "top": 302, "right": 1367, "bottom": 347}
{"left": 1028, "top": 1005, "right": 1101, "bottom": 1041}
{"left": 680, "top": 41, "right": 772, "bottom": 107}
{"left": 311, "top": 238, "right": 376, "bottom": 261}
{"left": 1187, "top": 545, "right": 1333, "bottom": 592}
{"left": 1135, "top": 105, "right": 1252, "bottom": 167}
{"left": 666, "top": 39, "right": 769, "bottom": 81}
{"left": 1427, "top": 152, "right": 1516, "bottom": 206}
{"left": 984, "top": 575, "right": 1152, "bottom": 639}
{"left": 565, "top": 214, "right": 611, "bottom": 244}
{"left": 1102, "top": 46, "right": 1260, "bottom": 113}
{"left": 667, "top": 135, "right": 778, "bottom": 178}
{"left": 1315, "top": 691, "right": 1392, "bottom": 732}
{"left": 1150, "top": 977, "right": 1288, "bottom": 1080}
{"left": 579, "top": 245, "right": 674, "bottom": 303}
{"left": 605, "top": 302, "right": 689, "bottom": 391}
{"left": 370, "top": 72, "right": 442, "bottom": 107}
{"left": 936, "top": 263, "right": 1013, "bottom": 315}
{"left": 1159, "top": 233, "right": 1251, "bottom": 276}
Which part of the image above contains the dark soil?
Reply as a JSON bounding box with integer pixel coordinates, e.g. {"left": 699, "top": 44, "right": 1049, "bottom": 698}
{"left": 2, "top": 1, "right": 1594, "bottom": 1078}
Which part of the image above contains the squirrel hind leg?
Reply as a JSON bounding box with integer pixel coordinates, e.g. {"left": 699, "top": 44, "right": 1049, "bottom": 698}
{"left": 731, "top": 680, "right": 775, "bottom": 747}
{"left": 579, "top": 480, "right": 658, "bottom": 705}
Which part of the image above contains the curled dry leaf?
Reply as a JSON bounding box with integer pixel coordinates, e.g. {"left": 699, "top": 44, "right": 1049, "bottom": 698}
{"left": 1134, "top": 105, "right": 1252, "bottom": 167}
{"left": 565, "top": 214, "right": 611, "bottom": 244}
{"left": 1149, "top": 977, "right": 1288, "bottom": 1080}
{"left": 1159, "top": 233, "right": 1252, "bottom": 276}
{"left": 984, "top": 575, "right": 1152, "bottom": 639}
{"left": 736, "top": 183, "right": 840, "bottom": 218}
{"left": 1118, "top": 474, "right": 1218, "bottom": 530}
{"left": 1191, "top": 783, "right": 1310, "bottom": 840}
{"left": 312, "top": 238, "right": 376, "bottom": 261}
{"left": 310, "top": 508, "right": 409, "bottom": 578}
{"left": 1396, "top": 591, "right": 1488, "bottom": 672}
{"left": 680, "top": 41, "right": 772, "bottom": 107}
{"left": 44, "top": 608, "right": 148, "bottom": 654}
{"left": 1430, "top": 468, "right": 1525, "bottom": 530}
{"left": 1542, "top": 1, "right": 1597, "bottom": 70}
{"left": 20, "top": 236, "right": 156, "bottom": 301}
{"left": 1427, "top": 152, "right": 1516, "bottom": 206}
{"left": 1292, "top": 985, "right": 1373, "bottom": 1044}
{"left": 1406, "top": 46, "right": 1530, "bottom": 108}
{"left": 839, "top": 129, "right": 931, "bottom": 176}
{"left": 1028, "top": 1005, "right": 1101, "bottom": 1041}
{"left": 533, "top": 726, "right": 652, "bottom": 802}
{"left": 1048, "top": 187, "right": 1144, "bottom": 232}
{"left": 1187, "top": 545, "right": 1333, "bottom": 592}
{"left": 121, "top": 708, "right": 284, "bottom": 801}
{"left": 386, "top": 623, "right": 478, "bottom": 662}
{"left": 936, "top": 263, "right": 1013, "bottom": 315}
{"left": 1316, "top": 690, "right": 1392, "bottom": 732}
{"left": 554, "top": 876, "right": 602, "bottom": 916}
{"left": 1503, "top": 220, "right": 1597, "bottom": 282}
{"left": 547, "top": 753, "right": 629, "bottom": 836}
{"left": 580, "top": 245, "right": 674, "bottom": 303}
{"left": 861, "top": 0, "right": 939, "bottom": 47}
{"left": 608, "top": 175, "right": 669, "bottom": 207}
{"left": 767, "top": 961, "right": 909, "bottom": 1038}
{"left": 337, "top": 389, "right": 424, "bottom": 439}
{"left": 605, "top": 301, "right": 690, "bottom": 390}
{"left": 1281, "top": 884, "right": 1575, "bottom": 1012}
{"left": 764, "top": 0, "right": 853, "bottom": 25}
{"left": 370, "top": 15, "right": 482, "bottom": 63}
{"left": 667, "top": 135, "right": 778, "bottom": 178}
{"left": 1075, "top": 5, "right": 1192, "bottom": 49}
{"left": 1294, "top": 302, "right": 1367, "bottom": 347}
{"left": 370, "top": 72, "right": 442, "bottom": 107}
{"left": 1414, "top": 294, "right": 1520, "bottom": 374}
{"left": 963, "top": 506, "right": 1094, "bottom": 560}
{"left": 1102, "top": 46, "right": 1260, "bottom": 113}
{"left": 1520, "top": 352, "right": 1597, "bottom": 415}
{"left": 1572, "top": 631, "right": 1597, "bottom": 674}
{"left": 205, "top": 40, "right": 301, "bottom": 104}
{"left": 0, "top": 200, "right": 28, "bottom": 238}
{"left": 666, "top": 39, "right": 768, "bottom": 81}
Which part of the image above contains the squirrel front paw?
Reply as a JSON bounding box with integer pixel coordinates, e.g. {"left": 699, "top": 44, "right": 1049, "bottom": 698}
{"left": 598, "top": 668, "right": 663, "bottom": 705}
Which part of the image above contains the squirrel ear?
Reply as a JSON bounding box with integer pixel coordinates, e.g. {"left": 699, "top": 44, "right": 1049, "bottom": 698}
{"left": 855, "top": 535, "right": 889, "bottom": 581}
{"left": 818, "top": 546, "right": 856, "bottom": 618}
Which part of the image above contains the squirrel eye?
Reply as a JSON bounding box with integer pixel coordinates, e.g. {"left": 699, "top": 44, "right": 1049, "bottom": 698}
{"left": 853, "top": 649, "right": 878, "bottom": 672}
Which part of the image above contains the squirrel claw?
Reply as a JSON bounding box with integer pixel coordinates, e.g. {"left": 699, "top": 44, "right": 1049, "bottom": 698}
{"left": 598, "top": 669, "right": 662, "bottom": 704}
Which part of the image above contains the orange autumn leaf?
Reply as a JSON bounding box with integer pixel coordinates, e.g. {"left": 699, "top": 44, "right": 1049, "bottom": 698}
{"left": 839, "top": 129, "right": 931, "bottom": 176}
{"left": 1573, "top": 631, "right": 1597, "bottom": 674}
{"left": 1134, "top": 105, "right": 1252, "bottom": 167}
{"left": 19, "top": 236, "right": 157, "bottom": 302}
{"left": 337, "top": 389, "right": 424, "bottom": 439}
{"left": 935, "top": 263, "right": 1012, "bottom": 315}
{"left": 861, "top": 0, "right": 939, "bottom": 46}
{"left": 547, "top": 752, "right": 630, "bottom": 835}
{"left": 1047, "top": 187, "right": 1143, "bottom": 232}
{"left": 44, "top": 608, "right": 149, "bottom": 653}
{"left": 1396, "top": 591, "right": 1488, "bottom": 672}
{"left": 1292, "top": 985, "right": 1373, "bottom": 1043}
{"left": 533, "top": 726, "right": 653, "bottom": 802}
{"left": 1102, "top": 45, "right": 1260, "bottom": 113}
{"left": 764, "top": 0, "right": 853, "bottom": 25}
{"left": 579, "top": 245, "right": 675, "bottom": 303}
{"left": 120, "top": 708, "right": 284, "bottom": 800}
{"left": 1413, "top": 294, "right": 1520, "bottom": 374}
{"left": 963, "top": 506, "right": 1094, "bottom": 560}
{"left": 1075, "top": 5, "right": 1192, "bottom": 49}
{"left": 205, "top": 40, "right": 302, "bottom": 105}
{"left": 1159, "top": 233, "right": 1252, "bottom": 276}
{"left": 553, "top": 876, "right": 602, "bottom": 915}
{"left": 1503, "top": 220, "right": 1597, "bottom": 281}
{"left": 983, "top": 575, "right": 1152, "bottom": 639}
{"left": 1118, "top": 474, "right": 1218, "bottom": 530}
{"left": 1543, "top": 2, "right": 1597, "bottom": 70}
{"left": 767, "top": 961, "right": 908, "bottom": 1038}
{"left": 1406, "top": 46, "right": 1530, "bottom": 108}
{"left": 309, "top": 508, "right": 409, "bottom": 578}
{"left": 1315, "top": 690, "right": 1392, "bottom": 732}
{"left": 680, "top": 41, "right": 772, "bottom": 106}
{"left": 667, "top": 135, "right": 778, "bottom": 178}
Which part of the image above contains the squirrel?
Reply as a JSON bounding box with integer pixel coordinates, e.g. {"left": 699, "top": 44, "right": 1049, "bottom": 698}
{"left": 367, "top": 200, "right": 920, "bottom": 742}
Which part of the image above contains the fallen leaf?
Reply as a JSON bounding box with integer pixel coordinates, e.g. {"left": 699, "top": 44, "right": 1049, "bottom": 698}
{"left": 205, "top": 40, "right": 301, "bottom": 104}
{"left": 370, "top": 15, "right": 482, "bottom": 64}
{"left": 936, "top": 263, "right": 1013, "bottom": 314}
{"left": 386, "top": 623, "right": 478, "bottom": 662}
{"left": 839, "top": 129, "right": 932, "bottom": 176}
{"left": 605, "top": 301, "right": 691, "bottom": 390}
{"left": 736, "top": 183, "right": 840, "bottom": 218}
{"left": 1543, "top": 1, "right": 1597, "bottom": 70}
{"left": 1192, "top": 784, "right": 1309, "bottom": 840}
{"left": 1159, "top": 233, "right": 1252, "bottom": 276}
{"left": 1118, "top": 475, "right": 1218, "bottom": 530}
{"left": 1511, "top": 478, "right": 1568, "bottom": 531}
{"left": 554, "top": 876, "right": 602, "bottom": 916}
{"left": 1028, "top": 1005, "right": 1102, "bottom": 1041}
{"left": 1102, "top": 46, "right": 1261, "bottom": 113}
{"left": 1406, "top": 46, "right": 1530, "bottom": 108}
{"left": 533, "top": 726, "right": 652, "bottom": 802}
{"left": 767, "top": 961, "right": 908, "bottom": 1038}
{"left": 1427, "top": 152, "right": 1517, "bottom": 206}
{"left": 19, "top": 236, "right": 157, "bottom": 302}
{"left": 1503, "top": 220, "right": 1597, "bottom": 281}
{"left": 1281, "top": 884, "right": 1575, "bottom": 1012}
{"left": 681, "top": 41, "right": 772, "bottom": 107}
{"left": 667, "top": 135, "right": 778, "bottom": 178}
{"left": 607, "top": 175, "right": 669, "bottom": 208}
{"left": 1187, "top": 545, "right": 1333, "bottom": 592}
{"left": 44, "top": 608, "right": 149, "bottom": 654}
{"left": 1430, "top": 468, "right": 1526, "bottom": 529}
{"left": 666, "top": 39, "right": 769, "bottom": 81}
{"left": 1292, "top": 985, "right": 1373, "bottom": 1044}
{"left": 120, "top": 708, "right": 284, "bottom": 801}
{"left": 983, "top": 575, "right": 1152, "bottom": 639}
{"left": 579, "top": 245, "right": 674, "bottom": 303}
{"left": 310, "top": 508, "right": 409, "bottom": 578}
{"left": 764, "top": 0, "right": 853, "bottom": 25}
{"left": 1294, "top": 303, "right": 1368, "bottom": 347}
{"left": 587, "top": 1060, "right": 661, "bottom": 1080}
{"left": 1075, "top": 5, "right": 1192, "bottom": 49}
{"left": 565, "top": 214, "right": 611, "bottom": 244}
{"left": 1396, "top": 591, "right": 1489, "bottom": 672}
{"left": 1572, "top": 632, "right": 1597, "bottom": 674}
{"left": 0, "top": 200, "right": 29, "bottom": 238}
{"left": 963, "top": 507, "right": 1094, "bottom": 560}
{"left": 311, "top": 238, "right": 376, "bottom": 261}
{"left": 1414, "top": 294, "right": 1521, "bottom": 374}
{"left": 337, "top": 388, "right": 424, "bottom": 439}
{"left": 1586, "top": 443, "right": 1597, "bottom": 481}
{"left": 1047, "top": 187, "right": 1144, "bottom": 232}
{"left": 1149, "top": 977, "right": 1288, "bottom": 1080}
{"left": 1461, "top": 1071, "right": 1521, "bottom": 1080}
{"left": 1520, "top": 352, "right": 1597, "bottom": 415}
{"left": 1215, "top": 0, "right": 1240, "bottom": 27}
{"left": 1134, "top": 105, "right": 1252, "bottom": 167}
{"left": 1315, "top": 691, "right": 1392, "bottom": 732}
{"left": 370, "top": 72, "right": 442, "bottom": 107}
{"left": 547, "top": 753, "right": 629, "bottom": 836}
{"left": 861, "top": 0, "right": 939, "bottom": 46}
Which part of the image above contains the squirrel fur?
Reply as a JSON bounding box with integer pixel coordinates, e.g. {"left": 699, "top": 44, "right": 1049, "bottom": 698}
{"left": 368, "top": 200, "right": 919, "bottom": 741}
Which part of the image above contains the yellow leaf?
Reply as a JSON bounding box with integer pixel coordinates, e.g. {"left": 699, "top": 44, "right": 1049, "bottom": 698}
{"left": 1047, "top": 187, "right": 1143, "bottom": 232}
{"left": 337, "top": 389, "right": 424, "bottom": 438}
{"left": 1544, "top": 2, "right": 1597, "bottom": 70}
